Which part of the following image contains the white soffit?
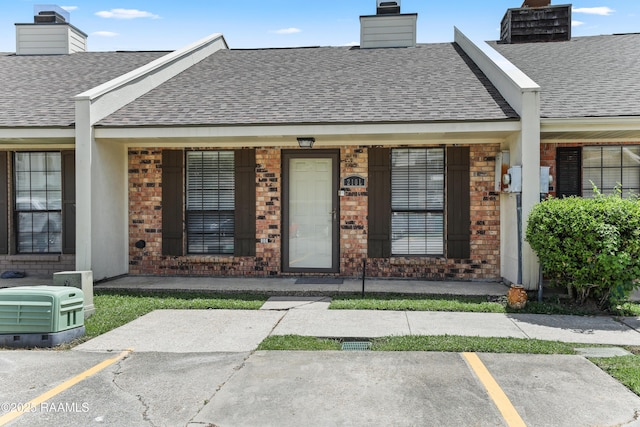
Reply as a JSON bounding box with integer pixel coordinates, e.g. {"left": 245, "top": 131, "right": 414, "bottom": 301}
{"left": 0, "top": 128, "right": 75, "bottom": 144}
{"left": 541, "top": 117, "right": 640, "bottom": 142}
{"left": 94, "top": 121, "right": 520, "bottom": 145}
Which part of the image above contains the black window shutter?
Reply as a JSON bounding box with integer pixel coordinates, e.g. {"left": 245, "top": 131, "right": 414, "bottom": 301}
{"left": 556, "top": 147, "right": 582, "bottom": 197}
{"left": 0, "top": 152, "right": 7, "bottom": 254}
{"left": 234, "top": 149, "right": 256, "bottom": 257}
{"left": 62, "top": 150, "right": 76, "bottom": 254}
{"left": 368, "top": 148, "right": 391, "bottom": 258}
{"left": 447, "top": 147, "right": 470, "bottom": 259}
{"left": 162, "top": 150, "right": 184, "bottom": 256}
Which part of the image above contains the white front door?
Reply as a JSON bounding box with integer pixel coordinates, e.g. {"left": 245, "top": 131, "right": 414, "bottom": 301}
{"left": 283, "top": 151, "right": 339, "bottom": 272}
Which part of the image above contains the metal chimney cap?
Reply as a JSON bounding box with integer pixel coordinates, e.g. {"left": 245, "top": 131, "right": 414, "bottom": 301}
{"left": 34, "top": 4, "right": 70, "bottom": 22}
{"left": 376, "top": 0, "right": 401, "bottom": 15}
{"left": 521, "top": 0, "right": 551, "bottom": 8}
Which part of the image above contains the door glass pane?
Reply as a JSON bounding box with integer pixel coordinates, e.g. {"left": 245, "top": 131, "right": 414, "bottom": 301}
{"left": 288, "top": 158, "right": 333, "bottom": 269}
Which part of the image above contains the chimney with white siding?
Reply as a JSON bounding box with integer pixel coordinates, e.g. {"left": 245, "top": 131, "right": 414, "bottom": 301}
{"left": 15, "top": 5, "right": 88, "bottom": 55}
{"left": 360, "top": 1, "right": 417, "bottom": 49}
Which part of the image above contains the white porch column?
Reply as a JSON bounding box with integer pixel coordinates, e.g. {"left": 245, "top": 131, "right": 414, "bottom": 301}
{"left": 520, "top": 91, "right": 541, "bottom": 289}
{"left": 74, "top": 98, "right": 92, "bottom": 272}
{"left": 454, "top": 28, "right": 541, "bottom": 289}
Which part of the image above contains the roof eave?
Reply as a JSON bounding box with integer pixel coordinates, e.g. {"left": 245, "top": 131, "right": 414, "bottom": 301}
{"left": 541, "top": 116, "right": 640, "bottom": 142}
{"left": 93, "top": 120, "right": 521, "bottom": 146}
{"left": 0, "top": 127, "right": 75, "bottom": 144}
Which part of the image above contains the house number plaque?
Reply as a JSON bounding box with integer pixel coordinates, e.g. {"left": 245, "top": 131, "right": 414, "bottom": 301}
{"left": 342, "top": 175, "right": 366, "bottom": 187}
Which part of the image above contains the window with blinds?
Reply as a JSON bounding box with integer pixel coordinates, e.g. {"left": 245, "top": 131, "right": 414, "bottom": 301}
{"left": 391, "top": 148, "right": 445, "bottom": 255}
{"left": 186, "top": 151, "right": 235, "bottom": 254}
{"left": 14, "top": 152, "right": 63, "bottom": 253}
{"left": 582, "top": 146, "right": 640, "bottom": 198}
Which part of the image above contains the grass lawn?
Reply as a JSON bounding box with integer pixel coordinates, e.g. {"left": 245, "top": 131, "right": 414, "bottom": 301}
{"left": 258, "top": 334, "right": 576, "bottom": 354}
{"left": 329, "top": 293, "right": 640, "bottom": 316}
{"left": 85, "top": 290, "right": 267, "bottom": 338}
{"left": 616, "top": 302, "right": 640, "bottom": 316}
{"left": 590, "top": 351, "right": 640, "bottom": 396}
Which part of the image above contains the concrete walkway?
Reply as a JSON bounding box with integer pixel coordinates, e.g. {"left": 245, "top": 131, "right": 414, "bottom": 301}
{"left": 92, "top": 275, "right": 513, "bottom": 297}
{"left": 2, "top": 273, "right": 639, "bottom": 300}
{"left": 75, "top": 295, "right": 640, "bottom": 353}
{"left": 2, "top": 274, "right": 639, "bottom": 348}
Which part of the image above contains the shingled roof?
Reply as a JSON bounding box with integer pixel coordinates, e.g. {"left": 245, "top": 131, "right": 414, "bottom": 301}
{"left": 0, "top": 51, "right": 167, "bottom": 127}
{"left": 490, "top": 34, "right": 640, "bottom": 119}
{"left": 98, "top": 43, "right": 518, "bottom": 127}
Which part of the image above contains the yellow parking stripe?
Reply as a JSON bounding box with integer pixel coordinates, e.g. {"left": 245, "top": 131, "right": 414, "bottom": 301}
{"left": 0, "top": 349, "right": 132, "bottom": 426}
{"left": 462, "top": 352, "right": 527, "bottom": 427}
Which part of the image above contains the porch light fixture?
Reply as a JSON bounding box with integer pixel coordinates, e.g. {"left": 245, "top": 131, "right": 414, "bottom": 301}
{"left": 297, "top": 137, "right": 315, "bottom": 148}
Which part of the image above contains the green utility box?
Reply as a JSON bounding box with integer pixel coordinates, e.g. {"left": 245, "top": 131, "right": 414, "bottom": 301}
{"left": 0, "top": 286, "right": 84, "bottom": 334}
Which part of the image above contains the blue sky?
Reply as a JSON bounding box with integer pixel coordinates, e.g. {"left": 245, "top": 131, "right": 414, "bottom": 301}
{"left": 1, "top": 1, "right": 638, "bottom": 52}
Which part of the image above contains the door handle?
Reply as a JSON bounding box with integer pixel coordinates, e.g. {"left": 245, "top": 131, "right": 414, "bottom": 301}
{"left": 330, "top": 209, "right": 337, "bottom": 221}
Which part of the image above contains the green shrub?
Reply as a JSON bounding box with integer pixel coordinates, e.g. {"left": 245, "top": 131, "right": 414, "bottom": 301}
{"left": 525, "top": 192, "right": 640, "bottom": 309}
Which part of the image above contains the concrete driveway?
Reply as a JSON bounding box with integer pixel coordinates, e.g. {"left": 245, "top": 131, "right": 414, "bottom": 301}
{"left": 1, "top": 350, "right": 639, "bottom": 426}
{"left": 2, "top": 303, "right": 640, "bottom": 426}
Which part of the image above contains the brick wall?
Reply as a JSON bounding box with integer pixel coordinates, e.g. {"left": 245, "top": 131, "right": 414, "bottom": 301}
{"left": 255, "top": 149, "right": 281, "bottom": 276}
{"left": 0, "top": 255, "right": 75, "bottom": 277}
{"left": 340, "top": 147, "right": 368, "bottom": 276}
{"left": 363, "top": 144, "right": 501, "bottom": 280}
{"left": 128, "top": 145, "right": 501, "bottom": 280}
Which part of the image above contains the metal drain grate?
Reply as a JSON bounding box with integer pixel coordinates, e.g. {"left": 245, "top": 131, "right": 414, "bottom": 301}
{"left": 341, "top": 341, "right": 371, "bottom": 351}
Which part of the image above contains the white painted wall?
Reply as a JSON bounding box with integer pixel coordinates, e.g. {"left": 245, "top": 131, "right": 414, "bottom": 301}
{"left": 91, "top": 142, "right": 128, "bottom": 281}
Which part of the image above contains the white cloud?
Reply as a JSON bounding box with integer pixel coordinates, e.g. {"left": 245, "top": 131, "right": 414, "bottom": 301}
{"left": 95, "top": 9, "right": 160, "bottom": 20}
{"left": 572, "top": 20, "right": 585, "bottom": 27}
{"left": 573, "top": 7, "right": 615, "bottom": 16}
{"left": 271, "top": 27, "right": 302, "bottom": 35}
{"left": 61, "top": 6, "right": 78, "bottom": 11}
{"left": 92, "top": 31, "right": 119, "bottom": 37}
{"left": 343, "top": 41, "right": 359, "bottom": 46}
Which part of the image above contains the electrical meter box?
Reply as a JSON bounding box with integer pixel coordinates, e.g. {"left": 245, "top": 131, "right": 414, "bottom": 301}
{"left": 0, "top": 286, "right": 84, "bottom": 334}
{"left": 540, "top": 166, "right": 551, "bottom": 194}
{"left": 504, "top": 166, "right": 522, "bottom": 193}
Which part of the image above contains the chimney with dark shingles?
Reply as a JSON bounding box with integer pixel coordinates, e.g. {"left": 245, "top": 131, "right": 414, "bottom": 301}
{"left": 500, "top": 1, "right": 572, "bottom": 44}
